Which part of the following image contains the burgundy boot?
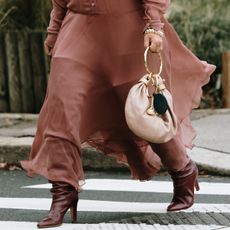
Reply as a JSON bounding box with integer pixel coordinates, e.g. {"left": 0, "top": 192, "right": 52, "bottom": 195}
{"left": 167, "top": 160, "right": 200, "bottom": 212}
{"left": 37, "top": 181, "right": 78, "bottom": 228}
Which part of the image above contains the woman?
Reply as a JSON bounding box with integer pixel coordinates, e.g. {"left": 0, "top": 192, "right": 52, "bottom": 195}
{"left": 21, "top": 0, "right": 216, "bottom": 228}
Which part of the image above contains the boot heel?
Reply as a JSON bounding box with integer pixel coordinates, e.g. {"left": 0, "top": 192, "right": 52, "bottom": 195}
{"left": 195, "top": 179, "right": 200, "bottom": 191}
{"left": 70, "top": 201, "right": 78, "bottom": 223}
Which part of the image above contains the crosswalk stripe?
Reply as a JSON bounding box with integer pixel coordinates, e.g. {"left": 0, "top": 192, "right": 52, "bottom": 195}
{"left": 23, "top": 179, "right": 230, "bottom": 195}
{"left": 0, "top": 198, "right": 230, "bottom": 213}
{"left": 0, "top": 222, "right": 226, "bottom": 230}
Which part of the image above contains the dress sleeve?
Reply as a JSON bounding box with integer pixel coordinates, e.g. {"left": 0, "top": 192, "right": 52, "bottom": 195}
{"left": 143, "top": 0, "right": 170, "bottom": 31}
{"left": 45, "top": 0, "right": 67, "bottom": 48}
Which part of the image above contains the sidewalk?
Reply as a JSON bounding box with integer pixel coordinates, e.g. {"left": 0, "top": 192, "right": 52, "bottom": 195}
{"left": 189, "top": 109, "right": 230, "bottom": 175}
{"left": 0, "top": 109, "right": 229, "bottom": 175}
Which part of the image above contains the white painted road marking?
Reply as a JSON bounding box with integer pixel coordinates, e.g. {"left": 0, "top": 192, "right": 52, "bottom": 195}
{"left": 23, "top": 179, "right": 230, "bottom": 195}
{"left": 0, "top": 198, "right": 230, "bottom": 213}
{"left": 0, "top": 222, "right": 226, "bottom": 230}
{"left": 2, "top": 178, "right": 230, "bottom": 229}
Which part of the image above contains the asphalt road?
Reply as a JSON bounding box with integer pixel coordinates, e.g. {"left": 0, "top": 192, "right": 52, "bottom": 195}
{"left": 0, "top": 170, "right": 230, "bottom": 229}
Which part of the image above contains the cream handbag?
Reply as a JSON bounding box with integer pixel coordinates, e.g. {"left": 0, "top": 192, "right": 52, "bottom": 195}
{"left": 125, "top": 47, "right": 178, "bottom": 143}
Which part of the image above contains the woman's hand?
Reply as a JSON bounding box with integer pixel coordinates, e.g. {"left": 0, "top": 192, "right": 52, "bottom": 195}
{"left": 44, "top": 42, "right": 53, "bottom": 56}
{"left": 144, "top": 33, "right": 163, "bottom": 53}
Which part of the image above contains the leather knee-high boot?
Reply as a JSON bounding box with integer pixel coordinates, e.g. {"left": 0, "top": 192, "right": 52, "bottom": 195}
{"left": 150, "top": 134, "right": 200, "bottom": 211}
{"left": 37, "top": 181, "right": 79, "bottom": 228}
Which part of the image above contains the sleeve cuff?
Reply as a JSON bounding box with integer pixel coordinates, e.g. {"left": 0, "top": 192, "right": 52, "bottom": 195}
{"left": 144, "top": 20, "right": 164, "bottom": 31}
{"left": 143, "top": 4, "right": 166, "bottom": 31}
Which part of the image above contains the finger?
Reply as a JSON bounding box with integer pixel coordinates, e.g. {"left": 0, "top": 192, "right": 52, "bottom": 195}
{"left": 150, "top": 43, "right": 157, "bottom": 53}
{"left": 151, "top": 39, "right": 163, "bottom": 53}
{"left": 46, "top": 47, "right": 52, "bottom": 56}
{"left": 156, "top": 40, "right": 163, "bottom": 52}
{"left": 144, "top": 35, "right": 150, "bottom": 48}
{"left": 48, "top": 48, "right": 53, "bottom": 56}
{"left": 154, "top": 44, "right": 162, "bottom": 53}
{"left": 44, "top": 46, "right": 49, "bottom": 55}
{"left": 149, "top": 38, "right": 158, "bottom": 52}
{"left": 44, "top": 43, "right": 52, "bottom": 56}
{"left": 44, "top": 43, "right": 48, "bottom": 51}
{"left": 47, "top": 47, "right": 52, "bottom": 55}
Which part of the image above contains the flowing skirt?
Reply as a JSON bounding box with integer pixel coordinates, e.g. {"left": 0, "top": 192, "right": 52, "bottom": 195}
{"left": 21, "top": 5, "right": 215, "bottom": 191}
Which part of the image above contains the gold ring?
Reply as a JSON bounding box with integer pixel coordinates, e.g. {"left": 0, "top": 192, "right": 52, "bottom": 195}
{"left": 144, "top": 46, "right": 163, "bottom": 75}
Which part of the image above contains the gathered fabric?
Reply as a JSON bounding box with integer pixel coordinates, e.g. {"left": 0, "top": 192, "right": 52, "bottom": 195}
{"left": 21, "top": 0, "right": 216, "bottom": 191}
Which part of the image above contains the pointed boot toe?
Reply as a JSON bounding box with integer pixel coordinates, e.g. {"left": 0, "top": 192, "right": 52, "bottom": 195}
{"left": 37, "top": 217, "right": 62, "bottom": 229}
{"left": 167, "top": 200, "right": 192, "bottom": 212}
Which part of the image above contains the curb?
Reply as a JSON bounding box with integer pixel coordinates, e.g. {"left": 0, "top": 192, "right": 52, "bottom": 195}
{"left": 188, "top": 147, "right": 230, "bottom": 176}
{"left": 0, "top": 110, "right": 230, "bottom": 175}
{"left": 0, "top": 138, "right": 127, "bottom": 171}
{"left": 1, "top": 137, "right": 230, "bottom": 176}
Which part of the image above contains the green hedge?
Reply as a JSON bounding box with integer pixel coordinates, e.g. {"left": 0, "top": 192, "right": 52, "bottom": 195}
{"left": 168, "top": 0, "right": 230, "bottom": 107}
{"left": 0, "top": 0, "right": 51, "bottom": 30}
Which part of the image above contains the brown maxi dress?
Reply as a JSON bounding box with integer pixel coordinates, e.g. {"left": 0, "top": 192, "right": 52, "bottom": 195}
{"left": 21, "top": 0, "right": 216, "bottom": 191}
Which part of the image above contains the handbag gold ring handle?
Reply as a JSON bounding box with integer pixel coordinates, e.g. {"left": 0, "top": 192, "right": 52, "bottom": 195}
{"left": 144, "top": 46, "right": 163, "bottom": 76}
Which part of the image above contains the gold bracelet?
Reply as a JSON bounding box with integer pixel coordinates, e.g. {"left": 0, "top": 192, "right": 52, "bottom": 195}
{"left": 144, "top": 28, "right": 164, "bottom": 38}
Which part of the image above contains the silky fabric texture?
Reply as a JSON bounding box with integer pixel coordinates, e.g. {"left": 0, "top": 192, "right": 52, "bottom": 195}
{"left": 21, "top": 0, "right": 216, "bottom": 191}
